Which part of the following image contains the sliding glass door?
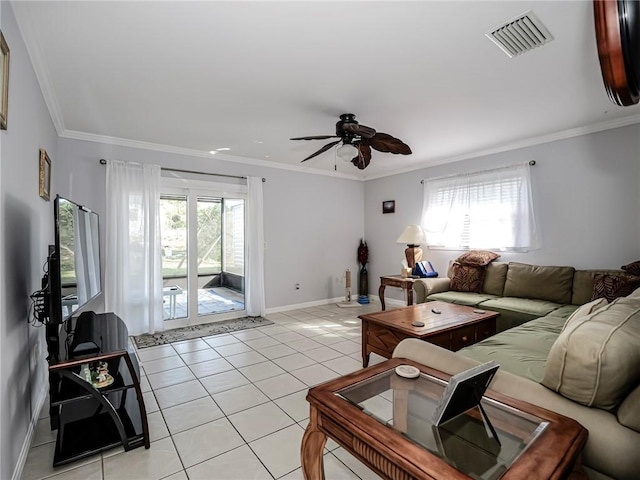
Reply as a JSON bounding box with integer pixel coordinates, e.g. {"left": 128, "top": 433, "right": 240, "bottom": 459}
{"left": 160, "top": 180, "right": 246, "bottom": 328}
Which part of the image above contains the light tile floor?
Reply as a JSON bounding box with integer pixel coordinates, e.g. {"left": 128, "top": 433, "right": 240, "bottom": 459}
{"left": 23, "top": 303, "right": 392, "bottom": 480}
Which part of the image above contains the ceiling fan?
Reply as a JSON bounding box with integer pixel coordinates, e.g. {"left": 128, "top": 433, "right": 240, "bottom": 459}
{"left": 291, "top": 113, "right": 411, "bottom": 170}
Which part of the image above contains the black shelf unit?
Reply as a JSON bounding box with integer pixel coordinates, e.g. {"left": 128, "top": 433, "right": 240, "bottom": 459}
{"left": 47, "top": 312, "right": 149, "bottom": 466}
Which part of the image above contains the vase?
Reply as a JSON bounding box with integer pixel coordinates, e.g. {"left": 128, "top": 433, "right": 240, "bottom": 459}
{"left": 358, "top": 264, "right": 368, "bottom": 297}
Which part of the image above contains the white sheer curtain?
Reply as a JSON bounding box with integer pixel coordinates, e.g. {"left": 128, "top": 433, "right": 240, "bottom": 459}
{"left": 105, "top": 160, "right": 163, "bottom": 335}
{"left": 421, "top": 163, "right": 539, "bottom": 251}
{"left": 246, "top": 176, "right": 266, "bottom": 317}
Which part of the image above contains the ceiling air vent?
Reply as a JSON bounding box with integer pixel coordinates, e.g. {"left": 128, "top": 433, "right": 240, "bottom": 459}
{"left": 486, "top": 10, "right": 554, "bottom": 58}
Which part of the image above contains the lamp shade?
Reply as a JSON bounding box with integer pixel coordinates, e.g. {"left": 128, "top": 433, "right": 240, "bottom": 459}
{"left": 337, "top": 144, "right": 358, "bottom": 162}
{"left": 396, "top": 225, "right": 427, "bottom": 246}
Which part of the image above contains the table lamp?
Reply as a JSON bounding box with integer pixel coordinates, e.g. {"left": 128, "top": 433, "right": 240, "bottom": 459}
{"left": 396, "top": 225, "right": 428, "bottom": 270}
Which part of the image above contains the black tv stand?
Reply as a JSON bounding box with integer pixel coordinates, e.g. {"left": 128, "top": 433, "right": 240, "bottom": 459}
{"left": 46, "top": 311, "right": 149, "bottom": 466}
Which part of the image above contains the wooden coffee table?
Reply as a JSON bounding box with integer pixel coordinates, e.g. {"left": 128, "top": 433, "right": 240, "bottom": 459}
{"left": 359, "top": 301, "right": 498, "bottom": 367}
{"left": 301, "top": 358, "right": 587, "bottom": 480}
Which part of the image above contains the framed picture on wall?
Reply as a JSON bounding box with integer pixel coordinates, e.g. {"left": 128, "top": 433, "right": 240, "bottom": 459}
{"left": 382, "top": 200, "right": 395, "bottom": 214}
{"left": 39, "top": 149, "right": 51, "bottom": 201}
{"left": 0, "top": 29, "right": 9, "bottom": 130}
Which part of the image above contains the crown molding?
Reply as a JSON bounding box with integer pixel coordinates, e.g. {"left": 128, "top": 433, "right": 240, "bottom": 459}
{"left": 364, "top": 114, "right": 640, "bottom": 181}
{"left": 60, "top": 129, "right": 363, "bottom": 181}
{"left": 62, "top": 112, "right": 639, "bottom": 183}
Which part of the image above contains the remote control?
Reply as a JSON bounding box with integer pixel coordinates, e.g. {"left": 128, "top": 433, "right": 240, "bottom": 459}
{"left": 473, "top": 309, "right": 486, "bottom": 314}
{"left": 411, "top": 321, "right": 425, "bottom": 327}
{"left": 431, "top": 308, "right": 441, "bottom": 314}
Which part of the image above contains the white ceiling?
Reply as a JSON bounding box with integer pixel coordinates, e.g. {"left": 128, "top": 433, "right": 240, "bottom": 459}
{"left": 12, "top": 1, "right": 640, "bottom": 180}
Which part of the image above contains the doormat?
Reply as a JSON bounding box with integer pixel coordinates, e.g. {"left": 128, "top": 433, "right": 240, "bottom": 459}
{"left": 133, "top": 316, "right": 273, "bottom": 349}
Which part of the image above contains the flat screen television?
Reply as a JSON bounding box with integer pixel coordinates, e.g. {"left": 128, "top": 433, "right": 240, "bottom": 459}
{"left": 47, "top": 195, "right": 102, "bottom": 325}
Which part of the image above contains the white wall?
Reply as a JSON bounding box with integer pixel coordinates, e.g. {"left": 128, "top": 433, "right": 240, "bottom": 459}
{"left": 364, "top": 124, "right": 640, "bottom": 303}
{"left": 55, "top": 138, "right": 365, "bottom": 311}
{"left": 0, "top": 4, "right": 58, "bottom": 479}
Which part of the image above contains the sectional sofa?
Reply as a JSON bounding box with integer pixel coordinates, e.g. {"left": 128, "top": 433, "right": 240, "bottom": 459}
{"left": 398, "top": 261, "right": 640, "bottom": 479}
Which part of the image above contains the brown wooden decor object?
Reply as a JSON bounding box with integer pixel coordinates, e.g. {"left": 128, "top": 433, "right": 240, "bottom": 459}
{"left": 594, "top": 0, "right": 639, "bottom": 106}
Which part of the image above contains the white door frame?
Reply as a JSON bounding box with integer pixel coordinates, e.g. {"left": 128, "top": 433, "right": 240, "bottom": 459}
{"left": 161, "top": 177, "right": 247, "bottom": 328}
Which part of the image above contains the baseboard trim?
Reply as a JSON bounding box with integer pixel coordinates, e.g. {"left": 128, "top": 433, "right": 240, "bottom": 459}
{"left": 12, "top": 382, "right": 48, "bottom": 480}
{"left": 266, "top": 297, "right": 355, "bottom": 314}
{"left": 265, "top": 295, "right": 406, "bottom": 314}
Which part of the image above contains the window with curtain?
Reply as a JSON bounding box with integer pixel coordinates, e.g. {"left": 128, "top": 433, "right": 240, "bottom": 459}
{"left": 421, "top": 163, "right": 539, "bottom": 251}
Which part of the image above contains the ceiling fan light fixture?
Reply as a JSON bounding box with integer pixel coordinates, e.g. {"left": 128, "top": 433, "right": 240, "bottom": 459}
{"left": 337, "top": 143, "right": 358, "bottom": 162}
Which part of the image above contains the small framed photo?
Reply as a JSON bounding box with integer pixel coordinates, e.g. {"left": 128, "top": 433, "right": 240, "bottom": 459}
{"left": 382, "top": 200, "right": 395, "bottom": 214}
{"left": 39, "top": 149, "right": 51, "bottom": 201}
{"left": 0, "top": 29, "right": 9, "bottom": 130}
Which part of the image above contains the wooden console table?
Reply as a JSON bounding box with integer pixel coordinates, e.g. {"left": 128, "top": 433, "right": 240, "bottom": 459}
{"left": 378, "top": 275, "right": 416, "bottom": 310}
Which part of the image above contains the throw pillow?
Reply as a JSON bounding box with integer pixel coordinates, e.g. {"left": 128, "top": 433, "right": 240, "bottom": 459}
{"left": 621, "top": 260, "right": 640, "bottom": 277}
{"left": 542, "top": 297, "right": 640, "bottom": 410}
{"left": 561, "top": 298, "right": 608, "bottom": 332}
{"left": 591, "top": 274, "right": 640, "bottom": 302}
{"left": 449, "top": 262, "right": 484, "bottom": 293}
{"left": 455, "top": 250, "right": 500, "bottom": 267}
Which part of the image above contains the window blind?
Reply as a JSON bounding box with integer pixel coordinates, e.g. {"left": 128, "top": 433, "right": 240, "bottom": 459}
{"left": 421, "top": 164, "right": 539, "bottom": 251}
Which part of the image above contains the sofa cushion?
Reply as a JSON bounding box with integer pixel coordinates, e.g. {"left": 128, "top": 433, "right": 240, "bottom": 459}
{"left": 617, "top": 383, "right": 640, "bottom": 432}
{"left": 455, "top": 250, "right": 500, "bottom": 267}
{"left": 460, "top": 315, "right": 565, "bottom": 382}
{"left": 591, "top": 274, "right": 640, "bottom": 302}
{"left": 542, "top": 298, "right": 640, "bottom": 410}
{"left": 479, "top": 297, "right": 564, "bottom": 332}
{"left": 449, "top": 262, "right": 484, "bottom": 292}
{"left": 628, "top": 286, "right": 640, "bottom": 299}
{"left": 427, "top": 291, "right": 498, "bottom": 307}
{"left": 481, "top": 262, "right": 508, "bottom": 296}
{"left": 544, "top": 304, "right": 580, "bottom": 320}
{"left": 503, "top": 262, "right": 575, "bottom": 304}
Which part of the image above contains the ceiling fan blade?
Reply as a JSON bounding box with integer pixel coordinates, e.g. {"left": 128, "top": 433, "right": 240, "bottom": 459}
{"left": 301, "top": 140, "right": 342, "bottom": 162}
{"left": 366, "top": 132, "right": 412, "bottom": 155}
{"left": 342, "top": 123, "right": 376, "bottom": 139}
{"left": 291, "top": 135, "right": 340, "bottom": 141}
{"left": 351, "top": 144, "right": 372, "bottom": 170}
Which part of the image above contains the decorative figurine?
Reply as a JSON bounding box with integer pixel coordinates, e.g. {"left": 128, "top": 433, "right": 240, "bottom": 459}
{"left": 358, "top": 239, "right": 369, "bottom": 304}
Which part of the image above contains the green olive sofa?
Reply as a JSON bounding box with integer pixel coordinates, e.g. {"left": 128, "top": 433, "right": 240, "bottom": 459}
{"left": 399, "top": 262, "right": 640, "bottom": 479}
{"left": 413, "top": 261, "right": 625, "bottom": 332}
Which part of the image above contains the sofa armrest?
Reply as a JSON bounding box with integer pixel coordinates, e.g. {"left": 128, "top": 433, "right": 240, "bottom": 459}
{"left": 413, "top": 277, "right": 451, "bottom": 303}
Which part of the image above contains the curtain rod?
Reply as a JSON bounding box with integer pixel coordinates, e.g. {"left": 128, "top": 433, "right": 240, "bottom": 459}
{"left": 98, "top": 159, "right": 266, "bottom": 182}
{"left": 420, "top": 160, "right": 536, "bottom": 184}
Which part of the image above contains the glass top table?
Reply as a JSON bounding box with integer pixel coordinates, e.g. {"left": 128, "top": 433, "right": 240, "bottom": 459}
{"left": 336, "top": 368, "right": 548, "bottom": 480}
{"left": 301, "top": 358, "right": 587, "bottom": 480}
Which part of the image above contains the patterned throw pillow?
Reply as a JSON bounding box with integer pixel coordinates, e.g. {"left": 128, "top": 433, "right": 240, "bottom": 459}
{"left": 591, "top": 274, "right": 640, "bottom": 302}
{"left": 621, "top": 260, "right": 640, "bottom": 277}
{"left": 455, "top": 250, "right": 500, "bottom": 267}
{"left": 449, "top": 262, "right": 485, "bottom": 293}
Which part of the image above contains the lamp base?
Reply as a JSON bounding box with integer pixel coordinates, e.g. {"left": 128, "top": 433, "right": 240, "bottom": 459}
{"left": 404, "top": 245, "right": 423, "bottom": 270}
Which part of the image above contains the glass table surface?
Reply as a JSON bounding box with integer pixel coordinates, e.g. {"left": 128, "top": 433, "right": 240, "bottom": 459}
{"left": 336, "top": 369, "right": 548, "bottom": 480}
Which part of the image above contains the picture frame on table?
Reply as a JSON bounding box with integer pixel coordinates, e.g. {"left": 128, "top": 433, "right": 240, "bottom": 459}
{"left": 39, "top": 149, "right": 51, "bottom": 201}
{"left": 0, "top": 29, "right": 9, "bottom": 130}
